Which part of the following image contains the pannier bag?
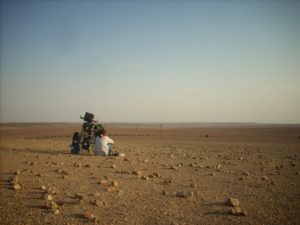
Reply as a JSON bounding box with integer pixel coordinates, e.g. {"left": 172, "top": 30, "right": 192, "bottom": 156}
{"left": 94, "top": 124, "right": 104, "bottom": 136}
{"left": 83, "top": 112, "right": 94, "bottom": 122}
{"left": 70, "top": 132, "right": 80, "bottom": 154}
{"left": 82, "top": 137, "right": 90, "bottom": 150}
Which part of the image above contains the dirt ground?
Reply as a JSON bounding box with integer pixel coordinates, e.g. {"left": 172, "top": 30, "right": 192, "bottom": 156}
{"left": 0, "top": 123, "right": 299, "bottom": 225}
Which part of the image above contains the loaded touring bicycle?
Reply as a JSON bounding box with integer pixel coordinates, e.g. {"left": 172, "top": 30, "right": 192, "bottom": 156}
{"left": 70, "top": 112, "right": 104, "bottom": 154}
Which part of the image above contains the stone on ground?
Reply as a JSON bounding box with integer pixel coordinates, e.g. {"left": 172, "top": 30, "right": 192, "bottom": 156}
{"left": 227, "top": 198, "right": 240, "bottom": 207}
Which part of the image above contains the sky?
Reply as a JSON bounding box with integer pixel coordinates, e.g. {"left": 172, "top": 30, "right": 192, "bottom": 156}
{"left": 1, "top": 0, "right": 300, "bottom": 123}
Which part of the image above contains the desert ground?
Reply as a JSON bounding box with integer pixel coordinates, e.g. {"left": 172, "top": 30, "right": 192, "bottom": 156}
{"left": 0, "top": 123, "right": 299, "bottom": 225}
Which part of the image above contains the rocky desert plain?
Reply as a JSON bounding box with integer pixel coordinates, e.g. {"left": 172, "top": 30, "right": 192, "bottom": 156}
{"left": 0, "top": 123, "right": 299, "bottom": 225}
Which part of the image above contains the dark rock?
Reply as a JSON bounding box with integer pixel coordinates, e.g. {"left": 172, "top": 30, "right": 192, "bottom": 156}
{"left": 176, "top": 191, "right": 193, "bottom": 198}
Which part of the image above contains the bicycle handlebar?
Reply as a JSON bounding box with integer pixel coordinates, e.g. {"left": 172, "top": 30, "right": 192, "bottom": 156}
{"left": 80, "top": 115, "right": 98, "bottom": 123}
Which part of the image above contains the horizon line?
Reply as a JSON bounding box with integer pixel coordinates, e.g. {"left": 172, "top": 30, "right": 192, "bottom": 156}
{"left": 1, "top": 121, "right": 299, "bottom": 126}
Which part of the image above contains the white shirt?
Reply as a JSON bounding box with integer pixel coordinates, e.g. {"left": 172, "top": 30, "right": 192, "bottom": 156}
{"left": 95, "top": 135, "right": 114, "bottom": 156}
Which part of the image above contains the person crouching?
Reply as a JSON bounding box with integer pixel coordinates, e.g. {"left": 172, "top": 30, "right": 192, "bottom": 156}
{"left": 95, "top": 129, "right": 118, "bottom": 156}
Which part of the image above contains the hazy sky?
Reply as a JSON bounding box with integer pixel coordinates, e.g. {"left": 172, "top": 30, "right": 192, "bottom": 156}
{"left": 1, "top": 0, "right": 300, "bottom": 123}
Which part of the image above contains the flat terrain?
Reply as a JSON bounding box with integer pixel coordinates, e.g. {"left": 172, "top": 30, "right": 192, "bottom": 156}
{"left": 0, "top": 123, "right": 300, "bottom": 225}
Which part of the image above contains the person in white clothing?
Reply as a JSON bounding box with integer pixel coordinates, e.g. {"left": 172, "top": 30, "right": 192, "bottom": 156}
{"left": 94, "top": 129, "right": 116, "bottom": 156}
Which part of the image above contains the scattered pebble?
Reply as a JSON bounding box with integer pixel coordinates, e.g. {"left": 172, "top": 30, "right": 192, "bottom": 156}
{"left": 152, "top": 172, "right": 161, "bottom": 178}
{"left": 132, "top": 170, "right": 142, "bottom": 175}
{"left": 230, "top": 206, "right": 247, "bottom": 216}
{"left": 75, "top": 193, "right": 85, "bottom": 199}
{"left": 51, "top": 161, "right": 58, "bottom": 166}
{"left": 47, "top": 187, "right": 59, "bottom": 195}
{"left": 83, "top": 212, "right": 96, "bottom": 221}
{"left": 45, "top": 201, "right": 59, "bottom": 210}
{"left": 58, "top": 170, "right": 69, "bottom": 175}
{"left": 91, "top": 199, "right": 105, "bottom": 206}
{"left": 98, "top": 180, "right": 108, "bottom": 185}
{"left": 276, "top": 165, "right": 281, "bottom": 169}
{"left": 45, "top": 194, "right": 54, "bottom": 201}
{"left": 111, "top": 181, "right": 119, "bottom": 187}
{"left": 170, "top": 165, "right": 178, "bottom": 170}
{"left": 111, "top": 164, "right": 117, "bottom": 169}
{"left": 164, "top": 179, "right": 173, "bottom": 184}
{"left": 56, "top": 169, "right": 63, "bottom": 173}
{"left": 13, "top": 184, "right": 22, "bottom": 190}
{"left": 227, "top": 198, "right": 240, "bottom": 207}
{"left": 190, "top": 183, "right": 197, "bottom": 188}
{"left": 176, "top": 191, "right": 193, "bottom": 198}
{"left": 242, "top": 171, "right": 250, "bottom": 176}
{"left": 142, "top": 175, "right": 149, "bottom": 180}
{"left": 93, "top": 192, "right": 101, "bottom": 197}
{"left": 177, "top": 163, "right": 184, "bottom": 167}
{"left": 262, "top": 176, "right": 269, "bottom": 181}
{"left": 73, "top": 162, "right": 81, "bottom": 167}
{"left": 41, "top": 185, "right": 47, "bottom": 191}
{"left": 21, "top": 169, "right": 29, "bottom": 174}
{"left": 53, "top": 209, "right": 60, "bottom": 215}
{"left": 107, "top": 187, "right": 116, "bottom": 192}
{"left": 117, "top": 170, "right": 130, "bottom": 174}
{"left": 162, "top": 190, "right": 167, "bottom": 195}
{"left": 119, "top": 153, "right": 126, "bottom": 157}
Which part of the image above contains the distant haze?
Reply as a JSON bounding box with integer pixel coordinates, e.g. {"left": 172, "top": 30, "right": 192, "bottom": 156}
{"left": 1, "top": 0, "right": 299, "bottom": 123}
